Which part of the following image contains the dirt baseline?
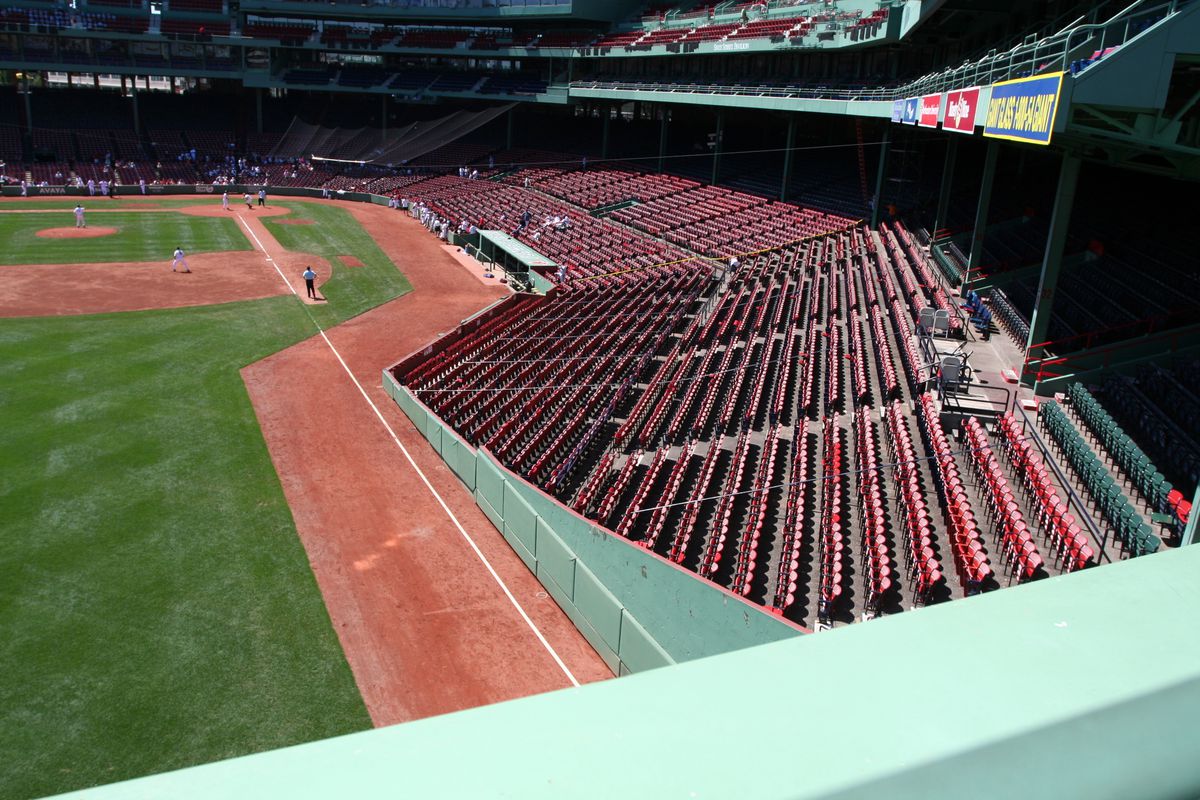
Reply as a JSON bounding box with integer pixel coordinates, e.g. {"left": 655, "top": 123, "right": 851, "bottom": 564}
{"left": 242, "top": 202, "right": 611, "bottom": 726}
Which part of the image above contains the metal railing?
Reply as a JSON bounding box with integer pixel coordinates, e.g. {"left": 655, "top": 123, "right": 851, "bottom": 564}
{"left": 573, "top": 0, "right": 1189, "bottom": 102}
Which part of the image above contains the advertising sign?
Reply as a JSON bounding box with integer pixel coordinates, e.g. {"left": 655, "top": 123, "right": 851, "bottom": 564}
{"left": 943, "top": 87, "right": 981, "bottom": 133}
{"left": 983, "top": 73, "right": 1064, "bottom": 145}
{"left": 891, "top": 99, "right": 905, "bottom": 123}
{"left": 900, "top": 97, "right": 919, "bottom": 125}
{"left": 917, "top": 93, "right": 942, "bottom": 128}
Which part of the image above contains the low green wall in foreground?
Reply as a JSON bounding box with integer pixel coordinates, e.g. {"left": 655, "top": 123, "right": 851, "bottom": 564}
{"left": 382, "top": 373, "right": 802, "bottom": 673}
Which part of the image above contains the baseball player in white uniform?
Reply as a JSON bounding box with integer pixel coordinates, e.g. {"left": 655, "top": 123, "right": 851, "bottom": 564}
{"left": 222, "top": 191, "right": 229, "bottom": 211}
{"left": 171, "top": 246, "right": 191, "bottom": 273}
{"left": 74, "top": 204, "right": 86, "bottom": 228}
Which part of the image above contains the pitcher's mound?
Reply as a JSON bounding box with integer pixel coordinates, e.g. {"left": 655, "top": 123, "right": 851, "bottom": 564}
{"left": 36, "top": 226, "right": 119, "bottom": 239}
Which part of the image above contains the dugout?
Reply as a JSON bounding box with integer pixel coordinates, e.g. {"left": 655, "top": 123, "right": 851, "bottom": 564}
{"left": 469, "top": 230, "right": 557, "bottom": 293}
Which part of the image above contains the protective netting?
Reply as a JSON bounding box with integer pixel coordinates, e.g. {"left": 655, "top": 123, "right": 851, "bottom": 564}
{"left": 270, "top": 103, "right": 514, "bottom": 166}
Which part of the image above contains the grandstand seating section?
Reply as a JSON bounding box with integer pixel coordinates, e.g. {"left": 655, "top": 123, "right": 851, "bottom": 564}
{"left": 1039, "top": 400, "right": 1160, "bottom": 558}
{"left": 395, "top": 167, "right": 1174, "bottom": 624}
{"left": 0, "top": 0, "right": 1190, "bottom": 638}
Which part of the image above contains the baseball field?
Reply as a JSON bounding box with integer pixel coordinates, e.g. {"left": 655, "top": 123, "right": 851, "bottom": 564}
{"left": 0, "top": 198, "right": 403, "bottom": 799}
{"left": 1, "top": 195, "right": 610, "bottom": 799}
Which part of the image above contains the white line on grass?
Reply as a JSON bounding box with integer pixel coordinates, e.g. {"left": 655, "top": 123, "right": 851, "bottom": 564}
{"left": 236, "top": 214, "right": 581, "bottom": 688}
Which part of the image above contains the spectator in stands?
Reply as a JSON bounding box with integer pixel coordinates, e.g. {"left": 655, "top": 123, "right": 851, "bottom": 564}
{"left": 469, "top": 168, "right": 479, "bottom": 180}
{"left": 140, "top": 179, "right": 146, "bottom": 195}
{"left": 87, "top": 178, "right": 95, "bottom": 196}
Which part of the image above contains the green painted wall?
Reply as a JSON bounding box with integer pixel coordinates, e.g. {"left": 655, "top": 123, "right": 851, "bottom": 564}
{"left": 383, "top": 374, "right": 802, "bottom": 671}
{"left": 52, "top": 545, "right": 1200, "bottom": 800}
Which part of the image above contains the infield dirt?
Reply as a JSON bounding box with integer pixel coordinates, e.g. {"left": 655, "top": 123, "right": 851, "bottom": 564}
{"left": 0, "top": 204, "right": 330, "bottom": 316}
{"left": 35, "top": 226, "right": 120, "bottom": 239}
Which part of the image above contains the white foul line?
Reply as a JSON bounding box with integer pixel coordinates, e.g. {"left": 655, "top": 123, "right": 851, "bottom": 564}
{"left": 236, "top": 213, "right": 581, "bottom": 688}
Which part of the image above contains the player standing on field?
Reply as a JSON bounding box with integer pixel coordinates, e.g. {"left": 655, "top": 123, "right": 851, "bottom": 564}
{"left": 171, "top": 246, "right": 191, "bottom": 273}
{"left": 74, "top": 204, "right": 86, "bottom": 229}
{"left": 222, "top": 191, "right": 229, "bottom": 211}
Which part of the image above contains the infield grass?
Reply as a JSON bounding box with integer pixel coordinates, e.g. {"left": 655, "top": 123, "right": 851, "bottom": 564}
{"left": 0, "top": 211, "right": 250, "bottom": 265}
{"left": 0, "top": 200, "right": 419, "bottom": 798}
{"left": 0, "top": 198, "right": 229, "bottom": 210}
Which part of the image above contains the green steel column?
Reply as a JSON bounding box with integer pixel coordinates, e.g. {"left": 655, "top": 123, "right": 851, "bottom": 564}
{"left": 131, "top": 83, "right": 141, "bottom": 138}
{"left": 658, "top": 108, "right": 668, "bottom": 173}
{"left": 1024, "top": 153, "right": 1081, "bottom": 385}
{"left": 933, "top": 136, "right": 958, "bottom": 236}
{"left": 711, "top": 110, "right": 724, "bottom": 186}
{"left": 1184, "top": 483, "right": 1200, "bottom": 545}
{"left": 506, "top": 107, "right": 515, "bottom": 150}
{"left": 601, "top": 106, "right": 610, "bottom": 160}
{"left": 966, "top": 139, "right": 1000, "bottom": 289}
{"left": 780, "top": 115, "right": 796, "bottom": 202}
{"left": 869, "top": 127, "right": 890, "bottom": 228}
{"left": 381, "top": 94, "right": 387, "bottom": 144}
{"left": 23, "top": 86, "right": 33, "bottom": 134}
{"left": 255, "top": 88, "right": 263, "bottom": 134}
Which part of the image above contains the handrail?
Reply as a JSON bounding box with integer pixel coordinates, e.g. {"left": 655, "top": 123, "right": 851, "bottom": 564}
{"left": 1014, "top": 404, "right": 1111, "bottom": 561}
{"left": 573, "top": 0, "right": 1180, "bottom": 102}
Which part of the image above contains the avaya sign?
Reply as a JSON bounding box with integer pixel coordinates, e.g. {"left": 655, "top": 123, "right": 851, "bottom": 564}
{"left": 917, "top": 94, "right": 942, "bottom": 128}
{"left": 943, "top": 87, "right": 981, "bottom": 133}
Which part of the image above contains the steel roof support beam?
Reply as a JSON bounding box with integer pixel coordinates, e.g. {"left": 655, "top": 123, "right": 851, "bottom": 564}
{"left": 965, "top": 138, "right": 999, "bottom": 293}
{"left": 1023, "top": 152, "right": 1082, "bottom": 389}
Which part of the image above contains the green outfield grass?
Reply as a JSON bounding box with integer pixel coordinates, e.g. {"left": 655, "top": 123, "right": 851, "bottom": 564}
{"left": 262, "top": 202, "right": 411, "bottom": 327}
{"left": 0, "top": 202, "right": 413, "bottom": 799}
{"left": 0, "top": 211, "right": 250, "bottom": 265}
